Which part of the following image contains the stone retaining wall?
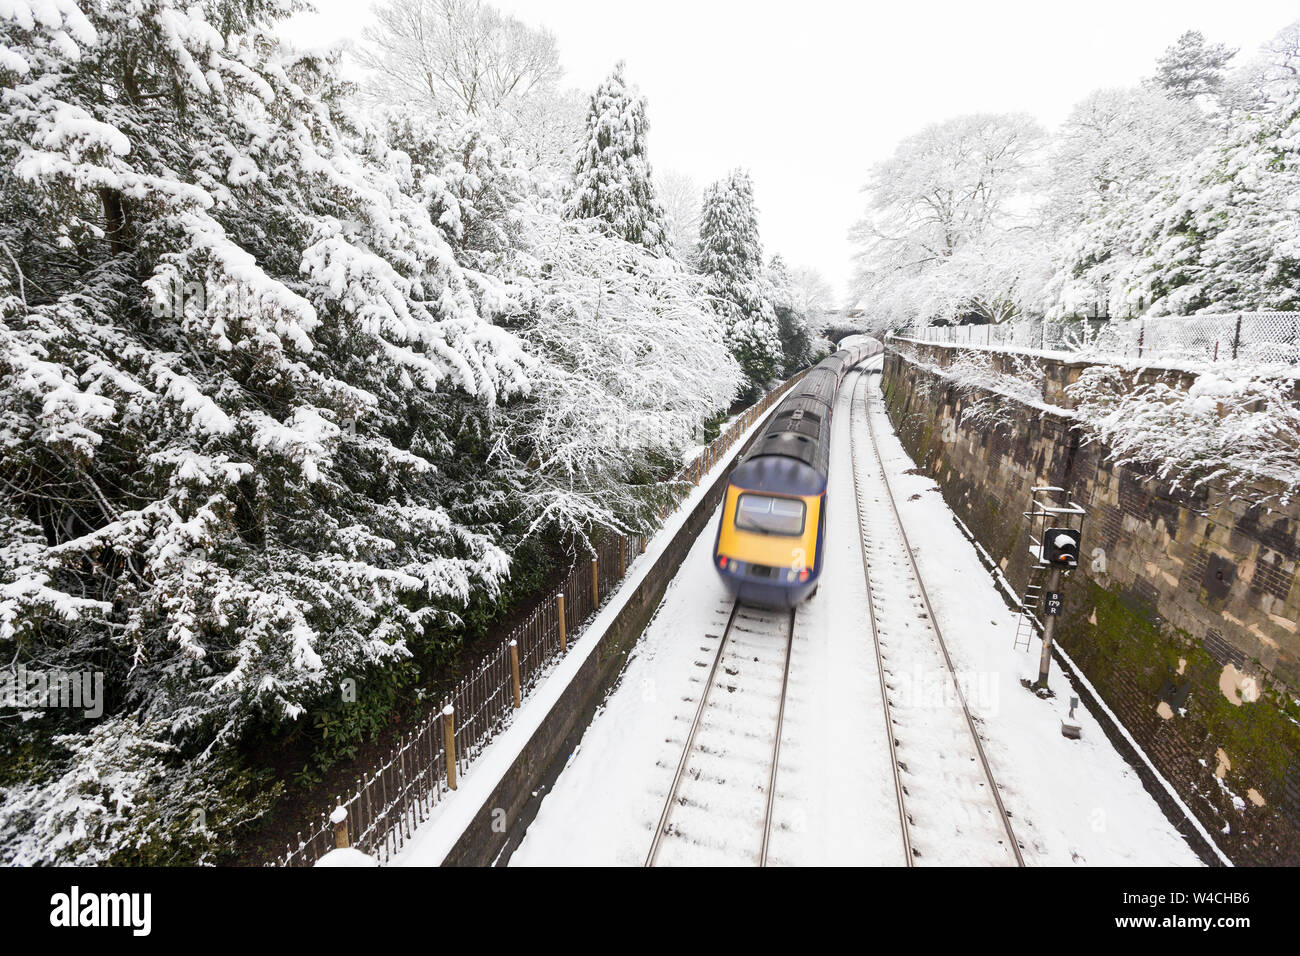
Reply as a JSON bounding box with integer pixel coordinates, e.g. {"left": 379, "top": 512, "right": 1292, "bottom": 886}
{"left": 883, "top": 343, "right": 1300, "bottom": 865}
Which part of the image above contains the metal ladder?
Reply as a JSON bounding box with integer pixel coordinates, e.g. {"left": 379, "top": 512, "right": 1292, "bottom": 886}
{"left": 1013, "top": 564, "right": 1046, "bottom": 651}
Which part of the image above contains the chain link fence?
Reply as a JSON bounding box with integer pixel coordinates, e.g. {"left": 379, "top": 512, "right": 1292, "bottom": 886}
{"left": 893, "top": 313, "right": 1300, "bottom": 365}
{"left": 274, "top": 370, "right": 808, "bottom": 867}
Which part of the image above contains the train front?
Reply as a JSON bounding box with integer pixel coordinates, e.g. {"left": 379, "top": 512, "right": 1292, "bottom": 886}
{"left": 712, "top": 446, "right": 827, "bottom": 608}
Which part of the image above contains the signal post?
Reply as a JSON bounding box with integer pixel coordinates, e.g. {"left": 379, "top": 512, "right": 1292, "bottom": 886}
{"left": 1022, "top": 488, "right": 1085, "bottom": 689}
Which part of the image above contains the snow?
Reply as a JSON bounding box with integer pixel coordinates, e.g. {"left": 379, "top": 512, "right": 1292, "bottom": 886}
{"left": 314, "top": 847, "right": 379, "bottom": 867}
{"left": 505, "top": 363, "right": 1202, "bottom": 866}
{"left": 567, "top": 62, "right": 669, "bottom": 255}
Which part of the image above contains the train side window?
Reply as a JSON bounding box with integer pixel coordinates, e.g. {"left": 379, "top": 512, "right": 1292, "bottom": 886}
{"left": 735, "top": 494, "right": 806, "bottom": 536}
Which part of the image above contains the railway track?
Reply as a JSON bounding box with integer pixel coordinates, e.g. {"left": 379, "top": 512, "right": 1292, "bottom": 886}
{"left": 849, "top": 368, "right": 1024, "bottom": 866}
{"left": 645, "top": 599, "right": 796, "bottom": 867}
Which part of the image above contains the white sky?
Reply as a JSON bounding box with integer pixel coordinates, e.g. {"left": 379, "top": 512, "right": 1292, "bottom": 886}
{"left": 284, "top": 0, "right": 1295, "bottom": 307}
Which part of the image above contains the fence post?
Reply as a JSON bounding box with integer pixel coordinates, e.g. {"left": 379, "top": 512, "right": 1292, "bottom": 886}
{"left": 557, "top": 593, "right": 566, "bottom": 652}
{"left": 331, "top": 805, "right": 349, "bottom": 849}
{"left": 619, "top": 535, "right": 627, "bottom": 579}
{"left": 442, "top": 705, "right": 457, "bottom": 791}
{"left": 591, "top": 556, "right": 599, "bottom": 606}
{"left": 509, "top": 640, "right": 521, "bottom": 709}
{"left": 1137, "top": 321, "right": 1145, "bottom": 359}
{"left": 1232, "top": 313, "right": 1243, "bottom": 360}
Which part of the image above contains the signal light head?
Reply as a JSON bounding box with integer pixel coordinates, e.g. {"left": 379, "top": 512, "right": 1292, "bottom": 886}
{"left": 1042, "top": 527, "right": 1081, "bottom": 569}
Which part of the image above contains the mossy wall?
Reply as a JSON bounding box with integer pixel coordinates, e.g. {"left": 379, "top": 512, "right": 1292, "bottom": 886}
{"left": 882, "top": 347, "right": 1300, "bottom": 865}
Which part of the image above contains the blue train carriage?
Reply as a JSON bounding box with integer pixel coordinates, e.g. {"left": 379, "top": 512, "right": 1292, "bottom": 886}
{"left": 713, "top": 340, "right": 880, "bottom": 607}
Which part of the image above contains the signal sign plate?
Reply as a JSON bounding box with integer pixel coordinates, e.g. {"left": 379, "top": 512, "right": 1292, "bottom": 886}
{"left": 1044, "top": 591, "right": 1063, "bottom": 616}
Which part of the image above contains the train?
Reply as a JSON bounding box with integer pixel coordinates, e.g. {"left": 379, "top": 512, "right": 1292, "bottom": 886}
{"left": 712, "top": 336, "right": 883, "bottom": 607}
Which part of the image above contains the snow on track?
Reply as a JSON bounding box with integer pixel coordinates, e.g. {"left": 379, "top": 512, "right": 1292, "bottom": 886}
{"left": 861, "top": 367, "right": 1202, "bottom": 867}
{"left": 647, "top": 601, "right": 794, "bottom": 866}
{"left": 760, "top": 367, "right": 906, "bottom": 866}
{"left": 850, "top": 370, "right": 1020, "bottom": 866}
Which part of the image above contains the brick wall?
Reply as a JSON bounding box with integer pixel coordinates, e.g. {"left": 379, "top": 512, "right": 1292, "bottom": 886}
{"left": 883, "top": 344, "right": 1300, "bottom": 864}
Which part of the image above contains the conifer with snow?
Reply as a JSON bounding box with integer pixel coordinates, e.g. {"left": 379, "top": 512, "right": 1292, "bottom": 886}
{"left": 697, "top": 170, "right": 783, "bottom": 395}
{"left": 566, "top": 62, "right": 669, "bottom": 254}
{"left": 765, "top": 255, "right": 817, "bottom": 376}
{"left": 1150, "top": 30, "right": 1237, "bottom": 102}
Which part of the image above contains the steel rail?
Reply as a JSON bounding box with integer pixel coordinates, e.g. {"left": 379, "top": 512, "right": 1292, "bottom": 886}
{"left": 758, "top": 607, "right": 797, "bottom": 867}
{"left": 646, "top": 599, "right": 798, "bottom": 867}
{"left": 853, "top": 367, "right": 1025, "bottom": 867}
{"left": 644, "top": 599, "right": 740, "bottom": 867}
{"left": 848, "top": 369, "right": 915, "bottom": 867}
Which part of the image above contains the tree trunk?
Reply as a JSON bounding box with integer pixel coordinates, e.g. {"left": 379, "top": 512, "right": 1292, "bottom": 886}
{"left": 100, "top": 188, "right": 128, "bottom": 255}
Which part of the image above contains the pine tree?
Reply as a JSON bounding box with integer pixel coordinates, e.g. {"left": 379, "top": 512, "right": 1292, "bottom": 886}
{"left": 1152, "top": 30, "right": 1237, "bottom": 101}
{"left": 697, "top": 170, "right": 783, "bottom": 395}
{"left": 566, "top": 62, "right": 669, "bottom": 254}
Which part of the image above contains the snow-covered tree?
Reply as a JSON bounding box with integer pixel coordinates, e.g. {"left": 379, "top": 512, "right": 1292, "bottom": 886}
{"left": 1223, "top": 20, "right": 1300, "bottom": 115}
{"left": 788, "top": 266, "right": 837, "bottom": 331}
{"left": 0, "top": 0, "right": 528, "bottom": 864}
{"left": 656, "top": 169, "right": 701, "bottom": 264}
{"left": 498, "top": 85, "right": 588, "bottom": 171}
{"left": 384, "top": 111, "right": 741, "bottom": 546}
{"left": 850, "top": 113, "right": 1045, "bottom": 327}
{"left": 1037, "top": 86, "right": 1209, "bottom": 317}
{"left": 356, "top": 0, "right": 582, "bottom": 170}
{"left": 697, "top": 169, "right": 783, "bottom": 394}
{"left": 567, "top": 62, "right": 669, "bottom": 254}
{"left": 1113, "top": 84, "right": 1300, "bottom": 315}
{"left": 1150, "top": 30, "right": 1237, "bottom": 102}
{"left": 846, "top": 23, "right": 1297, "bottom": 331}
{"left": 501, "top": 213, "right": 740, "bottom": 544}
{"left": 765, "top": 255, "right": 817, "bottom": 376}
{"left": 358, "top": 0, "right": 561, "bottom": 116}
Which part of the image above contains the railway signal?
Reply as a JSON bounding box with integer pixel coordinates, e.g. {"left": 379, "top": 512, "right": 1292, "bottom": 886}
{"left": 1017, "top": 489, "right": 1087, "bottom": 691}
{"left": 1042, "top": 527, "right": 1081, "bottom": 568}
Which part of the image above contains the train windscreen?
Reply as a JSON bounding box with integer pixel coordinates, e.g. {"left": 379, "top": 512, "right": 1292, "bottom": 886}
{"left": 735, "top": 493, "right": 806, "bottom": 536}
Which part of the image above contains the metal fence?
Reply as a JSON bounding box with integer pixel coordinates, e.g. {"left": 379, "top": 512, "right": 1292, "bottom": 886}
{"left": 893, "top": 313, "right": 1300, "bottom": 365}
{"left": 275, "top": 371, "right": 807, "bottom": 866}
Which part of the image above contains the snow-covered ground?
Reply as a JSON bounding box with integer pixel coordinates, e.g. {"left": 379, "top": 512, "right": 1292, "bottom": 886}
{"left": 508, "top": 361, "right": 1204, "bottom": 867}
{"left": 861, "top": 369, "right": 1204, "bottom": 866}
{"left": 848, "top": 371, "right": 1020, "bottom": 865}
